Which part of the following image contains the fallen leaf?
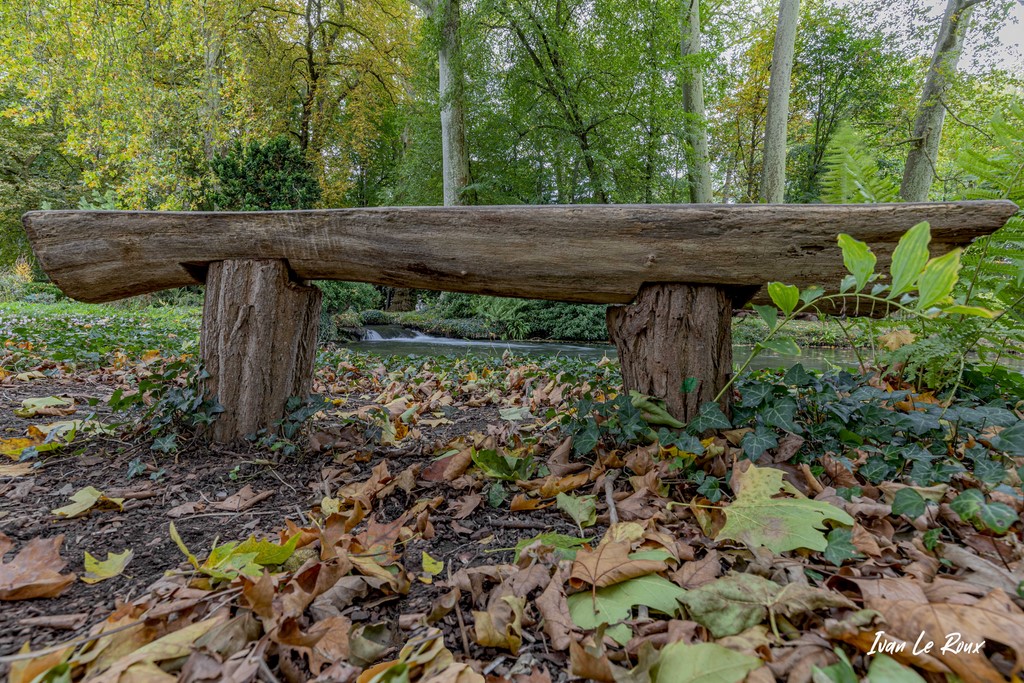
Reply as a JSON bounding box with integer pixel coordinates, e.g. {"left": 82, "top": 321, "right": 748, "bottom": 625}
{"left": 556, "top": 492, "right": 597, "bottom": 529}
{"left": 717, "top": 464, "right": 853, "bottom": 553}
{"left": 14, "top": 396, "right": 75, "bottom": 418}
{"left": 878, "top": 328, "right": 915, "bottom": 351}
{"left": 212, "top": 485, "right": 274, "bottom": 512}
{"left": 422, "top": 551, "right": 444, "bottom": 576}
{"left": 82, "top": 549, "right": 134, "bottom": 584}
{"left": 0, "top": 462, "right": 34, "bottom": 476}
{"left": 0, "top": 533, "right": 76, "bottom": 600}
{"left": 570, "top": 541, "right": 667, "bottom": 588}
{"left": 473, "top": 594, "right": 526, "bottom": 654}
{"left": 52, "top": 486, "right": 125, "bottom": 518}
{"left": 865, "top": 591, "right": 1024, "bottom": 682}
{"left": 650, "top": 641, "right": 762, "bottom": 683}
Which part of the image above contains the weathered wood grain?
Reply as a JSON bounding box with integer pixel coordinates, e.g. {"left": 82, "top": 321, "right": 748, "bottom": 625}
{"left": 22, "top": 202, "right": 1016, "bottom": 307}
{"left": 608, "top": 284, "right": 733, "bottom": 422}
{"left": 201, "top": 260, "right": 321, "bottom": 443}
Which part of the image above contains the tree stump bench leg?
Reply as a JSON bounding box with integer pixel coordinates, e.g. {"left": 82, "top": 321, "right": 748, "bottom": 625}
{"left": 201, "top": 259, "right": 322, "bottom": 443}
{"left": 607, "top": 283, "right": 733, "bottom": 423}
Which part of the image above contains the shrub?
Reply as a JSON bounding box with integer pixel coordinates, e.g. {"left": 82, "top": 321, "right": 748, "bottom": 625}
{"left": 315, "top": 281, "right": 382, "bottom": 313}
{"left": 477, "top": 297, "right": 608, "bottom": 341}
{"left": 21, "top": 282, "right": 65, "bottom": 300}
{"left": 359, "top": 309, "right": 393, "bottom": 325}
{"left": 209, "top": 135, "right": 321, "bottom": 211}
{"left": 436, "top": 292, "right": 481, "bottom": 318}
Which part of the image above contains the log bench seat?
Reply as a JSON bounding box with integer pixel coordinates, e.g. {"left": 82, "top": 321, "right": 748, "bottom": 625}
{"left": 23, "top": 201, "right": 1017, "bottom": 442}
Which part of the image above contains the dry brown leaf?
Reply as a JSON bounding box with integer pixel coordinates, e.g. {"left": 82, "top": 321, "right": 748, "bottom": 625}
{"left": 472, "top": 594, "right": 525, "bottom": 654}
{"left": 449, "top": 494, "right": 482, "bottom": 520}
{"left": 0, "top": 533, "right": 76, "bottom": 600}
{"left": 212, "top": 485, "right": 274, "bottom": 512}
{"left": 569, "top": 634, "right": 615, "bottom": 683}
{"left": 569, "top": 540, "right": 666, "bottom": 589}
{"left": 509, "top": 494, "right": 551, "bottom": 511}
{"left": 671, "top": 550, "right": 721, "bottom": 589}
{"left": 421, "top": 446, "right": 473, "bottom": 482}
{"left": 535, "top": 564, "right": 574, "bottom": 651}
{"left": 879, "top": 328, "right": 915, "bottom": 351}
{"left": 867, "top": 591, "right": 1024, "bottom": 682}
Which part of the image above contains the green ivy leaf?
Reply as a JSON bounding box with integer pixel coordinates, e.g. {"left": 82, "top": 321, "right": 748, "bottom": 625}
{"left": 991, "top": 421, "right": 1024, "bottom": 456}
{"left": 688, "top": 402, "right": 732, "bottom": 433}
{"left": 761, "top": 398, "right": 799, "bottom": 433}
{"left": 888, "top": 221, "right": 931, "bottom": 298}
{"left": 837, "top": 234, "right": 876, "bottom": 292}
{"left": 916, "top": 249, "right": 962, "bottom": 310}
{"left": 823, "top": 528, "right": 863, "bottom": 566}
{"left": 767, "top": 282, "right": 800, "bottom": 316}
{"left": 741, "top": 425, "right": 778, "bottom": 462}
{"left": 891, "top": 488, "right": 927, "bottom": 518}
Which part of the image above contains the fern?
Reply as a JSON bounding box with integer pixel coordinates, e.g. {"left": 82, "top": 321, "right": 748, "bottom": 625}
{"left": 959, "top": 103, "right": 1024, "bottom": 319}
{"left": 819, "top": 124, "right": 899, "bottom": 204}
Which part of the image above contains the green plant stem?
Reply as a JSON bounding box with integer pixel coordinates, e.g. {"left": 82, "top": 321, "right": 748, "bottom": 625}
{"left": 715, "top": 292, "right": 923, "bottom": 405}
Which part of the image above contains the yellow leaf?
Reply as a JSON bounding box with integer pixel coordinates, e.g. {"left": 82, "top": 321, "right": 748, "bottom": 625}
{"left": 52, "top": 486, "right": 125, "bottom": 518}
{"left": 14, "top": 396, "right": 75, "bottom": 418}
{"left": 82, "top": 549, "right": 133, "bottom": 584}
{"left": 421, "top": 551, "right": 443, "bottom": 576}
{"left": 878, "top": 328, "right": 916, "bottom": 351}
{"left": 0, "top": 437, "right": 39, "bottom": 460}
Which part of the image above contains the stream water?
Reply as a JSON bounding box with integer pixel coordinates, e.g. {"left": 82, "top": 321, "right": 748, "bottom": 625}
{"left": 341, "top": 325, "right": 863, "bottom": 372}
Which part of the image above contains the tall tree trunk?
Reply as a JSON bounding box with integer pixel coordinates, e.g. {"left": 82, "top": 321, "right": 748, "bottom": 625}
{"left": 759, "top": 0, "right": 800, "bottom": 204}
{"left": 680, "top": 0, "right": 712, "bottom": 203}
{"left": 900, "top": 0, "right": 985, "bottom": 202}
{"left": 438, "top": 0, "right": 470, "bottom": 206}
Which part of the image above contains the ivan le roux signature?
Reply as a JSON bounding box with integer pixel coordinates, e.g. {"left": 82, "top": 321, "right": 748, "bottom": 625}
{"left": 868, "top": 630, "right": 985, "bottom": 656}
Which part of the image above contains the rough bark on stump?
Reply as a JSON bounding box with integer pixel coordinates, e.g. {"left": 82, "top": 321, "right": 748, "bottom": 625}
{"left": 201, "top": 259, "right": 321, "bottom": 443}
{"left": 607, "top": 283, "right": 732, "bottom": 423}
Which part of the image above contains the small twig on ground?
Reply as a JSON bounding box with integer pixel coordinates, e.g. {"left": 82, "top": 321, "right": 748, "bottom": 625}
{"left": 605, "top": 470, "right": 620, "bottom": 526}
{"left": 449, "top": 566, "right": 472, "bottom": 657}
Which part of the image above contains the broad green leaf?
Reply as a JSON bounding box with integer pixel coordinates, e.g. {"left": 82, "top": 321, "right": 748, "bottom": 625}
{"left": 756, "top": 337, "right": 801, "bottom": 356}
{"left": 949, "top": 489, "right": 984, "bottom": 521}
{"left": 717, "top": 464, "right": 854, "bottom": 552}
{"left": 888, "top": 221, "right": 931, "bottom": 297}
{"left": 651, "top": 642, "right": 762, "bottom": 683}
{"left": 916, "top": 249, "right": 962, "bottom": 310}
{"left": 568, "top": 574, "right": 685, "bottom": 630}
{"left": 556, "top": 492, "right": 597, "bottom": 529}
{"left": 800, "top": 286, "right": 825, "bottom": 304}
{"left": 942, "top": 304, "right": 997, "bottom": 318}
{"left": 82, "top": 549, "right": 134, "bottom": 584}
{"left": 891, "top": 488, "right": 927, "bottom": 518}
{"left": 678, "top": 574, "right": 778, "bottom": 637}
{"left": 678, "top": 573, "right": 854, "bottom": 638}
{"left": 767, "top": 282, "right": 800, "bottom": 316}
{"left": 866, "top": 654, "right": 927, "bottom": 682}
{"left": 233, "top": 534, "right": 300, "bottom": 566}
{"left": 837, "top": 234, "right": 876, "bottom": 291}
{"left": 761, "top": 398, "right": 799, "bottom": 433}
{"left": 631, "top": 391, "right": 685, "bottom": 428}
{"left": 977, "top": 502, "right": 1017, "bottom": 534}
{"left": 752, "top": 304, "right": 778, "bottom": 330}
{"left": 51, "top": 487, "right": 124, "bottom": 518}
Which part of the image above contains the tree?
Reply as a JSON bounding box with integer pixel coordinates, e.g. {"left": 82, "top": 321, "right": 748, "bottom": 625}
{"left": 900, "top": 0, "right": 992, "bottom": 201}
{"left": 680, "top": 0, "right": 712, "bottom": 203}
{"left": 759, "top": 0, "right": 800, "bottom": 203}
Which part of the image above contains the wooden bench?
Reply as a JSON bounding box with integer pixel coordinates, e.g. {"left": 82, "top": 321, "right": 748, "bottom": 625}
{"left": 22, "top": 201, "right": 1017, "bottom": 442}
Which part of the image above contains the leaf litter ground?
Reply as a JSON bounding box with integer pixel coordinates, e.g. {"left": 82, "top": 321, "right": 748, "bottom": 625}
{"left": 0, "top": 340, "right": 1023, "bottom": 683}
